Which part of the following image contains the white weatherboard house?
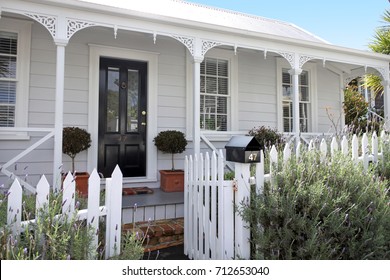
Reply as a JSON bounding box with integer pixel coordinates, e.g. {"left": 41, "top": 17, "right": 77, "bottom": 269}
{"left": 1, "top": 0, "right": 390, "bottom": 191}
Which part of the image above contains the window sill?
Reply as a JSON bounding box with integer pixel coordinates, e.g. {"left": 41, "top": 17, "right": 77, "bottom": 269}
{"left": 0, "top": 132, "right": 30, "bottom": 140}
{"left": 201, "top": 130, "right": 247, "bottom": 142}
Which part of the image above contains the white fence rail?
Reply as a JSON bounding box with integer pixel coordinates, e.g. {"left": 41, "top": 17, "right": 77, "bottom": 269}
{"left": 6, "top": 165, "right": 123, "bottom": 259}
{"left": 184, "top": 131, "right": 386, "bottom": 260}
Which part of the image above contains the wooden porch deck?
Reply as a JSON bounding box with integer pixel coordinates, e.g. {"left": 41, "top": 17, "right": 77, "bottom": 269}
{"left": 121, "top": 188, "right": 184, "bottom": 224}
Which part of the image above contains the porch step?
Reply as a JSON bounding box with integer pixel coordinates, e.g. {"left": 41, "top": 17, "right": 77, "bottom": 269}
{"left": 123, "top": 218, "right": 184, "bottom": 252}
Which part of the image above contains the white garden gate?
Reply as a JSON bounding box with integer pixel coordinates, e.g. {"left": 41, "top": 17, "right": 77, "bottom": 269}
{"left": 184, "top": 150, "right": 262, "bottom": 260}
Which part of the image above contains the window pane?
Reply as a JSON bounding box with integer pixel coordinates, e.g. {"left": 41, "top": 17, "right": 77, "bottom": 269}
{"left": 206, "top": 58, "right": 217, "bottom": 75}
{"left": 0, "top": 105, "right": 15, "bottom": 127}
{"left": 216, "top": 115, "right": 227, "bottom": 131}
{"left": 300, "top": 86, "right": 309, "bottom": 101}
{"left": 282, "top": 70, "right": 291, "bottom": 84}
{"left": 283, "top": 85, "right": 291, "bottom": 100}
{"left": 206, "top": 76, "right": 217, "bottom": 94}
{"left": 205, "top": 95, "right": 216, "bottom": 113}
{"left": 300, "top": 71, "right": 308, "bottom": 85}
{"left": 0, "top": 32, "right": 17, "bottom": 55}
{"left": 106, "top": 67, "right": 120, "bottom": 132}
{"left": 283, "top": 101, "right": 293, "bottom": 132}
{"left": 0, "top": 56, "right": 16, "bottom": 78}
{"left": 218, "top": 77, "right": 228, "bottom": 95}
{"left": 299, "top": 103, "right": 309, "bottom": 132}
{"left": 204, "top": 114, "right": 215, "bottom": 130}
{"left": 218, "top": 60, "right": 228, "bottom": 77}
{"left": 0, "top": 80, "right": 16, "bottom": 104}
{"left": 200, "top": 76, "right": 205, "bottom": 93}
{"left": 217, "top": 96, "right": 227, "bottom": 114}
{"left": 127, "top": 70, "right": 139, "bottom": 133}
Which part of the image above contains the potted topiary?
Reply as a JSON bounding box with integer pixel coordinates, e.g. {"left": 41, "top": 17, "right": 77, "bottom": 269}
{"left": 153, "top": 130, "right": 188, "bottom": 192}
{"left": 62, "top": 126, "right": 92, "bottom": 196}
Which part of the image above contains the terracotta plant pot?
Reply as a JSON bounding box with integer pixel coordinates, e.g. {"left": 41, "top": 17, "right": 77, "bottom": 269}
{"left": 74, "top": 172, "right": 90, "bottom": 197}
{"left": 159, "top": 170, "right": 184, "bottom": 192}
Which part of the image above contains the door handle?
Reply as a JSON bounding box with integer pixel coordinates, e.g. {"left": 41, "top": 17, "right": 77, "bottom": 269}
{"left": 141, "top": 122, "right": 146, "bottom": 126}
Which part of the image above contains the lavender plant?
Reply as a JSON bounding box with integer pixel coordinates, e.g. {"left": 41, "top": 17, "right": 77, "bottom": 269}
{"left": 0, "top": 191, "right": 94, "bottom": 260}
{"left": 239, "top": 149, "right": 390, "bottom": 260}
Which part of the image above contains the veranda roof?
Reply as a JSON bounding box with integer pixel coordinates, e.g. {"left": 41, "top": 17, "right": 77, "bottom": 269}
{"left": 77, "top": 0, "right": 329, "bottom": 44}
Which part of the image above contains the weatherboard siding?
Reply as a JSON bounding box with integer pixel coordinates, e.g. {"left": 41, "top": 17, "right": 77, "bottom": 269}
{"left": 238, "top": 52, "right": 278, "bottom": 130}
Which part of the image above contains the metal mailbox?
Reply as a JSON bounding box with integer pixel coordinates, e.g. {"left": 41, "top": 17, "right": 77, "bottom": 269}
{"left": 225, "top": 136, "right": 261, "bottom": 163}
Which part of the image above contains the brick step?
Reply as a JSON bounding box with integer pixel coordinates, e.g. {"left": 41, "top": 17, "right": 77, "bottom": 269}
{"left": 123, "top": 218, "right": 184, "bottom": 252}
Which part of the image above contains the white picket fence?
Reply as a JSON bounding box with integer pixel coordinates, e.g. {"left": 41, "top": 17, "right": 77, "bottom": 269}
{"left": 6, "top": 165, "right": 123, "bottom": 259}
{"left": 184, "top": 131, "right": 387, "bottom": 260}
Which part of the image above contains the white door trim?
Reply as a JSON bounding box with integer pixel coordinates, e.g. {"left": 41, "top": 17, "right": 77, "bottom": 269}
{"left": 88, "top": 44, "right": 159, "bottom": 182}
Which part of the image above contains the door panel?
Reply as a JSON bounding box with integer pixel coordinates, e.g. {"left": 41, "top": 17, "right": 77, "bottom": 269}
{"left": 98, "top": 57, "right": 147, "bottom": 177}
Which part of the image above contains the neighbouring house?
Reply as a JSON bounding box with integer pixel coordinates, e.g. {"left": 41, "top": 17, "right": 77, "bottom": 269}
{"left": 1, "top": 0, "right": 390, "bottom": 191}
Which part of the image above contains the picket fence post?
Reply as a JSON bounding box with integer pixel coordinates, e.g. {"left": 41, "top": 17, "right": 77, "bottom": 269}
{"left": 62, "top": 171, "right": 75, "bottom": 216}
{"left": 234, "top": 160, "right": 251, "bottom": 259}
{"left": 372, "top": 131, "right": 378, "bottom": 163}
{"left": 36, "top": 175, "right": 50, "bottom": 211}
{"left": 87, "top": 169, "right": 101, "bottom": 259}
{"left": 105, "top": 165, "right": 123, "bottom": 259}
{"left": 7, "top": 179, "right": 23, "bottom": 235}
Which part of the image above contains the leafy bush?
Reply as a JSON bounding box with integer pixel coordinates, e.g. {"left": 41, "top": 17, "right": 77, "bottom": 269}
{"left": 343, "top": 89, "right": 369, "bottom": 133}
{"left": 377, "top": 135, "right": 390, "bottom": 180}
{"left": 63, "top": 127, "right": 91, "bottom": 172}
{"left": 154, "top": 130, "right": 188, "bottom": 170}
{"left": 248, "top": 126, "right": 284, "bottom": 151}
{"left": 111, "top": 231, "right": 144, "bottom": 260}
{"left": 239, "top": 150, "right": 390, "bottom": 260}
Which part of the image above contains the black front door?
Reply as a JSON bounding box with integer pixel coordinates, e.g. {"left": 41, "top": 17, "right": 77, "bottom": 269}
{"left": 98, "top": 57, "right": 147, "bottom": 177}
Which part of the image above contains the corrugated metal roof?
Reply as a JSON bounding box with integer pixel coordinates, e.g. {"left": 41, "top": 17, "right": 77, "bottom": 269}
{"left": 78, "top": 0, "right": 329, "bottom": 44}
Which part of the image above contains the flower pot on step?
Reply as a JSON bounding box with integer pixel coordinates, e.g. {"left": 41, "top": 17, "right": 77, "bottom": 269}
{"left": 74, "top": 172, "right": 90, "bottom": 197}
{"left": 159, "top": 170, "right": 184, "bottom": 192}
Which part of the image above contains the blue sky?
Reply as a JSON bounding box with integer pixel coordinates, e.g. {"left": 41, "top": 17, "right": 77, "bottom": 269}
{"left": 188, "top": 0, "right": 389, "bottom": 51}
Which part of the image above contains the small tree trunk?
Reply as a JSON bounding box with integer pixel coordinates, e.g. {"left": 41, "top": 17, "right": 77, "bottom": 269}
{"left": 71, "top": 156, "right": 76, "bottom": 173}
{"left": 171, "top": 153, "right": 175, "bottom": 170}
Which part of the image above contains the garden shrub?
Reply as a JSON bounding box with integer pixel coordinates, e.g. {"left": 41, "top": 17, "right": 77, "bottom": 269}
{"left": 342, "top": 88, "right": 382, "bottom": 133}
{"left": 248, "top": 126, "right": 285, "bottom": 151}
{"left": 0, "top": 189, "right": 143, "bottom": 260}
{"left": 239, "top": 150, "right": 390, "bottom": 260}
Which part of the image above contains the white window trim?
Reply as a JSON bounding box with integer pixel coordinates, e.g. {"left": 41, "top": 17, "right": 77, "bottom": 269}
{"left": 186, "top": 48, "right": 238, "bottom": 141}
{"left": 0, "top": 18, "right": 32, "bottom": 140}
{"left": 276, "top": 58, "right": 318, "bottom": 133}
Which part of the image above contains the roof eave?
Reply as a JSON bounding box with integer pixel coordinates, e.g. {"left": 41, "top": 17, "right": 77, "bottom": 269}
{"left": 25, "top": 0, "right": 390, "bottom": 62}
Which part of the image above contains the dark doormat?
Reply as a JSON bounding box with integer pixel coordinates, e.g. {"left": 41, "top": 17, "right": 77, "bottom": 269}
{"left": 122, "top": 187, "right": 154, "bottom": 195}
{"left": 143, "top": 245, "right": 189, "bottom": 260}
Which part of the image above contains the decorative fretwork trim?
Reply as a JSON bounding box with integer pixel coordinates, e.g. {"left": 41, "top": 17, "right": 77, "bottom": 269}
{"left": 201, "top": 40, "right": 222, "bottom": 56}
{"left": 67, "top": 19, "right": 96, "bottom": 40}
{"left": 24, "top": 13, "right": 57, "bottom": 38}
{"left": 371, "top": 66, "right": 387, "bottom": 80}
{"left": 277, "top": 51, "right": 295, "bottom": 68}
{"left": 171, "top": 35, "right": 195, "bottom": 56}
{"left": 299, "top": 55, "right": 314, "bottom": 68}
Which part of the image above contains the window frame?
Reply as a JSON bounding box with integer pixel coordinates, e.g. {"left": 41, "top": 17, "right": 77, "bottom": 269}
{"left": 0, "top": 18, "right": 32, "bottom": 139}
{"left": 200, "top": 57, "right": 230, "bottom": 132}
{"left": 277, "top": 58, "right": 317, "bottom": 133}
{"left": 186, "top": 48, "right": 238, "bottom": 141}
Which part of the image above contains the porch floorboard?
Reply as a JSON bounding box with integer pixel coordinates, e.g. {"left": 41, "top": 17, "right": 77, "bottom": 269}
{"left": 121, "top": 188, "right": 184, "bottom": 209}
